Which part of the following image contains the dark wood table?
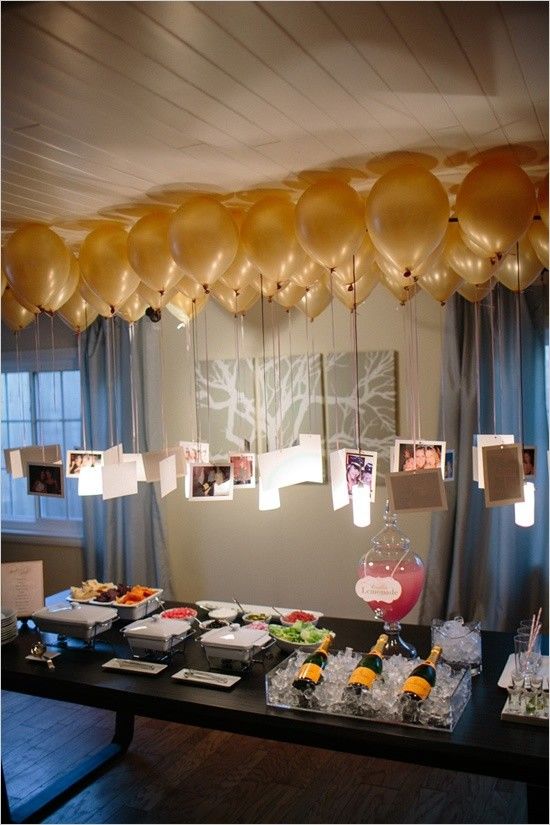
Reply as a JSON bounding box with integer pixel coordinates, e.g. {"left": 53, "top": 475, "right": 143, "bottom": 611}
{"left": 2, "top": 602, "right": 548, "bottom": 824}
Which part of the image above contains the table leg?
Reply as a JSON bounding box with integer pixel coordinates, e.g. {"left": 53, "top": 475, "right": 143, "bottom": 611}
{"left": 1, "top": 710, "right": 134, "bottom": 824}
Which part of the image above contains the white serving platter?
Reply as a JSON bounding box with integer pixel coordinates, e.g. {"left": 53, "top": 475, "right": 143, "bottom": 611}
{"left": 171, "top": 667, "right": 241, "bottom": 688}
{"left": 102, "top": 658, "right": 167, "bottom": 675}
{"left": 195, "top": 600, "right": 323, "bottom": 622}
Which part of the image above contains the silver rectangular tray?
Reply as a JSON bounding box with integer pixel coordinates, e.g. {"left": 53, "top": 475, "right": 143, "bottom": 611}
{"left": 265, "top": 650, "right": 472, "bottom": 732}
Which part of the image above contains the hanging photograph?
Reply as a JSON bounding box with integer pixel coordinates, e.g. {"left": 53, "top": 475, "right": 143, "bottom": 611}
{"left": 522, "top": 446, "right": 535, "bottom": 479}
{"left": 229, "top": 453, "right": 256, "bottom": 489}
{"left": 179, "top": 441, "right": 210, "bottom": 464}
{"left": 345, "top": 450, "right": 377, "bottom": 502}
{"left": 27, "top": 463, "right": 64, "bottom": 498}
{"left": 444, "top": 450, "right": 455, "bottom": 482}
{"left": 386, "top": 468, "right": 448, "bottom": 513}
{"left": 482, "top": 444, "right": 524, "bottom": 507}
{"left": 66, "top": 450, "right": 104, "bottom": 477}
{"left": 190, "top": 463, "right": 234, "bottom": 501}
{"left": 392, "top": 439, "right": 446, "bottom": 476}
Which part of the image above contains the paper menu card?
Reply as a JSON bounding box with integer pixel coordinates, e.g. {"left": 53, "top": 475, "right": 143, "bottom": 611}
{"left": 1, "top": 560, "right": 44, "bottom": 617}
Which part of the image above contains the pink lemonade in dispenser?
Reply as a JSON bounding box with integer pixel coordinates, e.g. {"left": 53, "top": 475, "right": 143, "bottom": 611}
{"left": 357, "top": 558, "right": 426, "bottom": 623}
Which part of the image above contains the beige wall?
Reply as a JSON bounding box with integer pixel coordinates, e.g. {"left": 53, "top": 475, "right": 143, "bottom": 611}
{"left": 161, "top": 284, "right": 442, "bottom": 622}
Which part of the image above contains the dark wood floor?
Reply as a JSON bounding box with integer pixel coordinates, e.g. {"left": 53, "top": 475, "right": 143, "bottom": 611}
{"left": 2, "top": 690, "right": 527, "bottom": 824}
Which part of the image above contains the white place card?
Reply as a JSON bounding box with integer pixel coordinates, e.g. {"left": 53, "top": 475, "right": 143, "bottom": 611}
{"left": 101, "top": 461, "right": 138, "bottom": 500}
{"left": 160, "top": 454, "right": 177, "bottom": 498}
{"left": 9, "top": 445, "right": 62, "bottom": 479}
{"left": 258, "top": 434, "right": 323, "bottom": 492}
{"left": 330, "top": 449, "right": 349, "bottom": 511}
{"left": 122, "top": 452, "right": 146, "bottom": 481}
{"left": 1, "top": 560, "right": 44, "bottom": 617}
{"left": 78, "top": 465, "right": 103, "bottom": 496}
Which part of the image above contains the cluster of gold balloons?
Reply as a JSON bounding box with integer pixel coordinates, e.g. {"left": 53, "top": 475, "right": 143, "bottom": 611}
{"left": 2, "top": 162, "right": 548, "bottom": 334}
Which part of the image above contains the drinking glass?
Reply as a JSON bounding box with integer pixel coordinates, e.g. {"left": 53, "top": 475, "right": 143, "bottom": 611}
{"left": 514, "top": 634, "right": 542, "bottom": 685}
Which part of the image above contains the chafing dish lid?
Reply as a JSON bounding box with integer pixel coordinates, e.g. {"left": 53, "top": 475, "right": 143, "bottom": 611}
{"left": 32, "top": 602, "right": 118, "bottom": 626}
{"left": 121, "top": 615, "right": 191, "bottom": 641}
{"left": 200, "top": 626, "right": 270, "bottom": 650}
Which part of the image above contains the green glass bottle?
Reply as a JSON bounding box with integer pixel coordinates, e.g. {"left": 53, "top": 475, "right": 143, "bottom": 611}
{"left": 346, "top": 633, "right": 388, "bottom": 694}
{"left": 400, "top": 645, "right": 442, "bottom": 702}
{"left": 292, "top": 633, "right": 334, "bottom": 691}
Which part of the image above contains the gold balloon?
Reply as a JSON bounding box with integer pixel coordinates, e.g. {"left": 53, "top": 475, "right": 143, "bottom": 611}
{"left": 457, "top": 279, "right": 495, "bottom": 303}
{"left": 1, "top": 271, "right": 7, "bottom": 296}
{"left": 241, "top": 196, "right": 306, "bottom": 281}
{"left": 1, "top": 288, "right": 37, "bottom": 332}
{"left": 58, "top": 290, "right": 98, "bottom": 332}
{"left": 296, "top": 280, "right": 332, "bottom": 320}
{"left": 127, "top": 211, "right": 185, "bottom": 295}
{"left": 272, "top": 281, "right": 306, "bottom": 309}
{"left": 117, "top": 291, "right": 148, "bottom": 323}
{"left": 417, "top": 259, "right": 462, "bottom": 304}
{"left": 166, "top": 290, "right": 209, "bottom": 323}
{"left": 3, "top": 223, "right": 70, "bottom": 309}
{"left": 375, "top": 253, "right": 415, "bottom": 289}
{"left": 331, "top": 233, "right": 377, "bottom": 286}
{"left": 332, "top": 270, "right": 379, "bottom": 310}
{"left": 537, "top": 173, "right": 548, "bottom": 228}
{"left": 528, "top": 220, "right": 549, "bottom": 268}
{"left": 80, "top": 224, "right": 140, "bottom": 312}
{"left": 380, "top": 271, "right": 418, "bottom": 304}
{"left": 79, "top": 278, "right": 113, "bottom": 318}
{"left": 221, "top": 243, "right": 259, "bottom": 291}
{"left": 365, "top": 165, "right": 449, "bottom": 275}
{"left": 168, "top": 196, "right": 238, "bottom": 290}
{"left": 211, "top": 282, "right": 259, "bottom": 315}
{"left": 176, "top": 275, "right": 205, "bottom": 301}
{"left": 290, "top": 256, "right": 327, "bottom": 288}
{"left": 496, "top": 234, "right": 543, "bottom": 292}
{"left": 295, "top": 179, "right": 365, "bottom": 269}
{"left": 455, "top": 160, "right": 536, "bottom": 258}
{"left": 445, "top": 224, "right": 500, "bottom": 285}
{"left": 42, "top": 252, "right": 79, "bottom": 313}
{"left": 137, "top": 282, "right": 176, "bottom": 310}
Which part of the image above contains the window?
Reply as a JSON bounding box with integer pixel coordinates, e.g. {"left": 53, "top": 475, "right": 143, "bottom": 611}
{"left": 1, "top": 359, "right": 83, "bottom": 539}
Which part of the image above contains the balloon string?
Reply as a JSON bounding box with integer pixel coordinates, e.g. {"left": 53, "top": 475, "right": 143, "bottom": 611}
{"left": 111, "top": 315, "right": 120, "bottom": 447}
{"left": 413, "top": 291, "right": 422, "bottom": 441}
{"left": 487, "top": 285, "right": 497, "bottom": 433}
{"left": 260, "top": 275, "right": 269, "bottom": 452}
{"left": 515, "top": 243, "right": 525, "bottom": 449}
{"left": 191, "top": 301, "right": 201, "bottom": 447}
{"left": 439, "top": 303, "right": 446, "bottom": 443}
{"left": 77, "top": 331, "right": 88, "bottom": 451}
{"left": 34, "top": 316, "right": 45, "bottom": 460}
{"left": 106, "top": 317, "right": 115, "bottom": 448}
{"left": 474, "top": 297, "right": 482, "bottom": 434}
{"left": 270, "top": 299, "right": 281, "bottom": 451}
{"left": 128, "top": 322, "right": 137, "bottom": 453}
{"left": 15, "top": 331, "right": 26, "bottom": 445}
{"left": 305, "top": 296, "right": 312, "bottom": 435}
{"left": 49, "top": 314, "right": 58, "bottom": 436}
{"left": 158, "top": 315, "right": 168, "bottom": 453}
{"left": 329, "top": 273, "right": 341, "bottom": 451}
{"left": 234, "top": 313, "right": 242, "bottom": 446}
{"left": 203, "top": 308, "right": 211, "bottom": 450}
{"left": 352, "top": 255, "right": 361, "bottom": 453}
{"left": 276, "top": 311, "right": 283, "bottom": 450}
{"left": 288, "top": 309, "right": 295, "bottom": 445}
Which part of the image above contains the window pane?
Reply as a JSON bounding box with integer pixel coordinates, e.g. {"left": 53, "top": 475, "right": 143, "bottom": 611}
{"left": 37, "top": 421, "right": 63, "bottom": 447}
{"left": 6, "top": 372, "right": 31, "bottom": 420}
{"left": 35, "top": 373, "right": 62, "bottom": 420}
{"left": 62, "top": 371, "right": 81, "bottom": 418}
{"left": 66, "top": 477, "right": 82, "bottom": 520}
{"left": 10, "top": 474, "right": 37, "bottom": 520}
{"left": 40, "top": 493, "right": 66, "bottom": 520}
{"left": 64, "top": 421, "right": 83, "bottom": 453}
{"left": 8, "top": 421, "right": 32, "bottom": 448}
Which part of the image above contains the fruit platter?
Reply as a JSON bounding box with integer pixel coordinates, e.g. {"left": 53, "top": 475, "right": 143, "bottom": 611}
{"left": 69, "top": 579, "right": 163, "bottom": 620}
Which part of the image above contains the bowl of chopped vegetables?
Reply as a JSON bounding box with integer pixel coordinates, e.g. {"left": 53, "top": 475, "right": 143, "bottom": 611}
{"left": 268, "top": 621, "right": 333, "bottom": 652}
{"left": 280, "top": 610, "right": 322, "bottom": 627}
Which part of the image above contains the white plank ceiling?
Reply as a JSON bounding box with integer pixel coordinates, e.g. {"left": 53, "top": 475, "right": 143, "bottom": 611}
{"left": 1, "top": 1, "right": 548, "bottom": 246}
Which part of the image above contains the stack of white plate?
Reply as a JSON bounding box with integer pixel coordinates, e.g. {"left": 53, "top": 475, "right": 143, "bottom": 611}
{"left": 1, "top": 607, "right": 18, "bottom": 646}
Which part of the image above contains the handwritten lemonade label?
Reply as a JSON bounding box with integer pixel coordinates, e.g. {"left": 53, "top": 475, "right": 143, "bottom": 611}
{"left": 355, "top": 575, "right": 402, "bottom": 604}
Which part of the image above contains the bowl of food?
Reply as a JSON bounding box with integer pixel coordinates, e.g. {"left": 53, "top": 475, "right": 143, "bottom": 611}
{"left": 280, "top": 610, "right": 322, "bottom": 627}
{"left": 242, "top": 611, "right": 273, "bottom": 625}
{"left": 161, "top": 607, "right": 198, "bottom": 621}
{"left": 268, "top": 621, "right": 333, "bottom": 652}
{"left": 208, "top": 607, "right": 238, "bottom": 623}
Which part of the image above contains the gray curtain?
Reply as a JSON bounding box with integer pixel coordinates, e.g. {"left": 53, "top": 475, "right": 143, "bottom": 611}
{"left": 79, "top": 316, "right": 172, "bottom": 595}
{"left": 419, "top": 281, "right": 548, "bottom": 632}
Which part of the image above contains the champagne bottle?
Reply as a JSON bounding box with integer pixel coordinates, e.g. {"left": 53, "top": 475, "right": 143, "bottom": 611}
{"left": 292, "top": 633, "right": 334, "bottom": 691}
{"left": 346, "top": 633, "right": 388, "bottom": 694}
{"left": 401, "top": 645, "right": 442, "bottom": 702}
